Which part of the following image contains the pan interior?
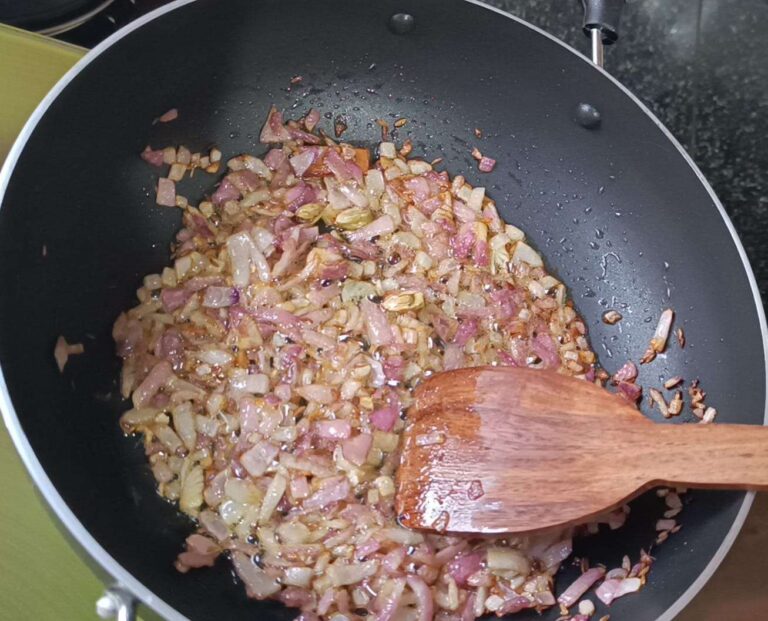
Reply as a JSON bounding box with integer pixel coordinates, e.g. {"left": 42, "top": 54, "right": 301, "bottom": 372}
{"left": 0, "top": 1, "right": 764, "bottom": 620}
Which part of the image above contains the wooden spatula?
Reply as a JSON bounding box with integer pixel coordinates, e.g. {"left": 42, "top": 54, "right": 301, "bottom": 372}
{"left": 395, "top": 366, "right": 768, "bottom": 535}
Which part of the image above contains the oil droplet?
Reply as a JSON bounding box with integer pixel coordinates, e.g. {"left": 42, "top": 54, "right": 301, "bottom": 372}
{"left": 594, "top": 228, "right": 605, "bottom": 239}
{"left": 467, "top": 480, "right": 485, "bottom": 501}
{"left": 589, "top": 241, "right": 600, "bottom": 250}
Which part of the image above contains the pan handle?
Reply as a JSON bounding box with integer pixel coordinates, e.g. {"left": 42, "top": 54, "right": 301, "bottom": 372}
{"left": 581, "top": 0, "right": 625, "bottom": 67}
{"left": 96, "top": 586, "right": 137, "bottom": 621}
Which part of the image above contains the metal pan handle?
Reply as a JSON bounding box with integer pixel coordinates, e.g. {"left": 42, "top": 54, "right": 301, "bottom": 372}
{"left": 96, "top": 586, "right": 137, "bottom": 621}
{"left": 581, "top": 0, "right": 626, "bottom": 67}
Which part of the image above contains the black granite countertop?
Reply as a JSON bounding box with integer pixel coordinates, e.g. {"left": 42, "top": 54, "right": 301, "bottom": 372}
{"left": 61, "top": 0, "right": 768, "bottom": 302}
{"left": 489, "top": 0, "right": 768, "bottom": 302}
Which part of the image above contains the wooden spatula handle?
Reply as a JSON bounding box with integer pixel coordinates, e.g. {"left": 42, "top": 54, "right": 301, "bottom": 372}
{"left": 644, "top": 423, "right": 768, "bottom": 490}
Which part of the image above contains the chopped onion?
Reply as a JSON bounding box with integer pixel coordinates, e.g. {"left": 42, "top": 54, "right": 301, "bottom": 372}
{"left": 241, "top": 441, "right": 279, "bottom": 477}
{"left": 447, "top": 551, "right": 484, "bottom": 587}
{"left": 511, "top": 241, "right": 543, "bottom": 267}
{"left": 328, "top": 560, "right": 379, "bottom": 587}
{"left": 303, "top": 476, "right": 350, "bottom": 510}
{"left": 290, "top": 149, "right": 318, "bottom": 177}
{"left": 652, "top": 308, "right": 674, "bottom": 352}
{"left": 376, "top": 578, "right": 406, "bottom": 621}
{"left": 305, "top": 108, "right": 321, "bottom": 131}
{"left": 297, "top": 384, "right": 335, "bottom": 404}
{"left": 595, "top": 577, "right": 642, "bottom": 605}
{"left": 617, "top": 381, "right": 643, "bottom": 403}
{"left": 557, "top": 567, "right": 605, "bottom": 608}
{"left": 259, "top": 473, "right": 287, "bottom": 524}
{"left": 406, "top": 575, "right": 434, "bottom": 621}
{"left": 54, "top": 336, "right": 84, "bottom": 372}
{"left": 341, "top": 433, "right": 372, "bottom": 466}
{"left": 478, "top": 156, "right": 496, "bottom": 172}
{"left": 141, "top": 146, "right": 164, "bottom": 167}
{"left": 157, "top": 108, "right": 178, "bottom": 123}
{"left": 360, "top": 298, "right": 393, "bottom": 347}
{"left": 260, "top": 106, "right": 292, "bottom": 143}
{"left": 156, "top": 177, "right": 176, "bottom": 207}
{"left": 346, "top": 215, "right": 395, "bottom": 243}
{"left": 232, "top": 551, "right": 281, "bottom": 598}
{"left": 612, "top": 360, "right": 638, "bottom": 384}
{"left": 132, "top": 360, "right": 173, "bottom": 408}
{"left": 316, "top": 420, "right": 352, "bottom": 439}
{"left": 118, "top": 105, "right": 620, "bottom": 619}
{"left": 202, "top": 286, "right": 238, "bottom": 308}
{"left": 230, "top": 373, "right": 269, "bottom": 395}
{"left": 486, "top": 547, "right": 530, "bottom": 575}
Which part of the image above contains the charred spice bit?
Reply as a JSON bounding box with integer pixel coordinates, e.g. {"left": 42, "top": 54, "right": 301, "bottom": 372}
{"left": 334, "top": 115, "right": 348, "bottom": 138}
{"left": 474, "top": 127, "right": 483, "bottom": 138}
{"left": 394, "top": 118, "right": 407, "bottom": 128}
{"left": 676, "top": 327, "right": 685, "bottom": 348}
{"left": 602, "top": 310, "right": 623, "bottom": 325}
{"left": 290, "top": 75, "right": 303, "bottom": 84}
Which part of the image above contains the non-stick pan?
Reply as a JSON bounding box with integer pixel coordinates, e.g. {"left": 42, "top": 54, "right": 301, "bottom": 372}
{"left": 0, "top": 1, "right": 766, "bottom": 620}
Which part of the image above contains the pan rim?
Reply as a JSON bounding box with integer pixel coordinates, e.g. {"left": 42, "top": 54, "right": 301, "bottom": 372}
{"left": 0, "top": 1, "right": 765, "bottom": 620}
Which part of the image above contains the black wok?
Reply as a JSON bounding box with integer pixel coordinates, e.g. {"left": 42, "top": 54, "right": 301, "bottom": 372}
{"left": 0, "top": 1, "right": 765, "bottom": 620}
